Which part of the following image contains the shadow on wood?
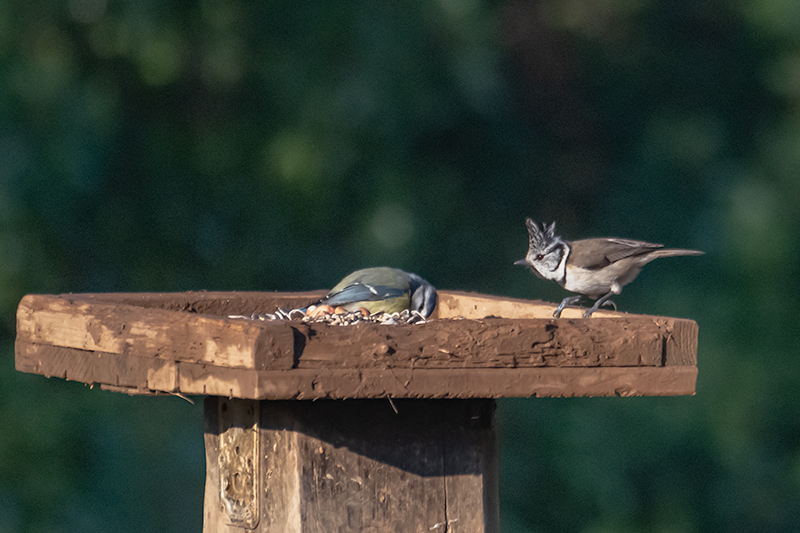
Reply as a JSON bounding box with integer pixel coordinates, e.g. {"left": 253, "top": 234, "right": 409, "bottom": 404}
{"left": 204, "top": 397, "right": 498, "bottom": 533}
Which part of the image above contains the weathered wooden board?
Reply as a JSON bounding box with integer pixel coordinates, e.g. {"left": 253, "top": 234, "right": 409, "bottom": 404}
{"left": 292, "top": 317, "right": 671, "bottom": 369}
{"left": 17, "top": 293, "right": 696, "bottom": 370}
{"left": 17, "top": 340, "right": 696, "bottom": 399}
{"left": 203, "top": 397, "right": 498, "bottom": 533}
{"left": 15, "top": 291, "right": 699, "bottom": 399}
{"left": 17, "top": 294, "right": 296, "bottom": 370}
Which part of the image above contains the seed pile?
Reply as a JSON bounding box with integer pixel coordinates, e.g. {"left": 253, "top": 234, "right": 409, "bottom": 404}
{"left": 228, "top": 306, "right": 429, "bottom": 326}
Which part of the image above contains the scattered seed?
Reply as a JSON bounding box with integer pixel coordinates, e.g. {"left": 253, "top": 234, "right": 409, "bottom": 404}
{"left": 287, "top": 309, "right": 306, "bottom": 319}
{"left": 228, "top": 305, "right": 431, "bottom": 326}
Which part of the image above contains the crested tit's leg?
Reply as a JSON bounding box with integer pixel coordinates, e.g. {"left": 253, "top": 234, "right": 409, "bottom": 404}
{"left": 583, "top": 291, "right": 615, "bottom": 318}
{"left": 554, "top": 295, "right": 583, "bottom": 318}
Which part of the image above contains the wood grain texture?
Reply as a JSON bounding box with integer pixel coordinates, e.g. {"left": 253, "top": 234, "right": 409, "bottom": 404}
{"left": 15, "top": 291, "right": 699, "bottom": 399}
{"left": 203, "top": 397, "right": 499, "bottom": 533}
{"left": 17, "top": 341, "right": 697, "bottom": 399}
{"left": 434, "top": 290, "right": 626, "bottom": 319}
{"left": 17, "top": 294, "right": 296, "bottom": 370}
{"left": 291, "top": 316, "right": 674, "bottom": 369}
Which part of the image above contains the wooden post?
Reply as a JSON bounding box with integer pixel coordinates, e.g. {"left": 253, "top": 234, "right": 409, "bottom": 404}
{"left": 14, "top": 289, "right": 700, "bottom": 533}
{"left": 203, "top": 397, "right": 498, "bottom": 533}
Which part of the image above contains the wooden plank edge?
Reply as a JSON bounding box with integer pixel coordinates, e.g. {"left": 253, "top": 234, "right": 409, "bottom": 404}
{"left": 664, "top": 318, "right": 699, "bottom": 366}
{"left": 17, "top": 341, "right": 696, "bottom": 400}
{"left": 99, "top": 385, "right": 189, "bottom": 398}
{"left": 246, "top": 366, "right": 698, "bottom": 399}
{"left": 62, "top": 290, "right": 327, "bottom": 315}
{"left": 15, "top": 339, "right": 179, "bottom": 393}
{"left": 437, "top": 290, "right": 631, "bottom": 320}
{"left": 16, "top": 294, "right": 296, "bottom": 370}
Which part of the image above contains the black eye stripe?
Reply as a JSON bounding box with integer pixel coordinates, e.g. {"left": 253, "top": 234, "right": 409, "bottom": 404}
{"left": 545, "top": 245, "right": 560, "bottom": 254}
{"left": 536, "top": 245, "right": 562, "bottom": 260}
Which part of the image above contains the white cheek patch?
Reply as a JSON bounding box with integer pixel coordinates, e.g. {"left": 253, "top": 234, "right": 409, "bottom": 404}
{"left": 532, "top": 249, "right": 567, "bottom": 283}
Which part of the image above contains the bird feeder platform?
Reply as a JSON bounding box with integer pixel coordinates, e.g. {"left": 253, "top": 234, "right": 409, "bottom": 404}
{"left": 15, "top": 290, "right": 698, "bottom": 532}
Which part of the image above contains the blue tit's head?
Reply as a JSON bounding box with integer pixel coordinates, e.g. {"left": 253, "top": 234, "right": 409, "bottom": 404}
{"left": 407, "top": 273, "right": 437, "bottom": 318}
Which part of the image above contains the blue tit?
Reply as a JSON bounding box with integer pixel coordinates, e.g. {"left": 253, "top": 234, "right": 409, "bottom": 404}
{"left": 318, "top": 267, "right": 437, "bottom": 318}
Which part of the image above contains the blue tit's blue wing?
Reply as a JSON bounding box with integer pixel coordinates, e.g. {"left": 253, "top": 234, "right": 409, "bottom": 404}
{"left": 322, "top": 282, "right": 407, "bottom": 307}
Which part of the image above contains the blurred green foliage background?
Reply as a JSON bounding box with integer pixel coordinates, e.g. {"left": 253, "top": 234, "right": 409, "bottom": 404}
{"left": 1, "top": 0, "right": 799, "bottom": 531}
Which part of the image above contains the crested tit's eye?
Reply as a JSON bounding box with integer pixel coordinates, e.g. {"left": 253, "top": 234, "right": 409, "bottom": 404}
{"left": 536, "top": 254, "right": 544, "bottom": 261}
